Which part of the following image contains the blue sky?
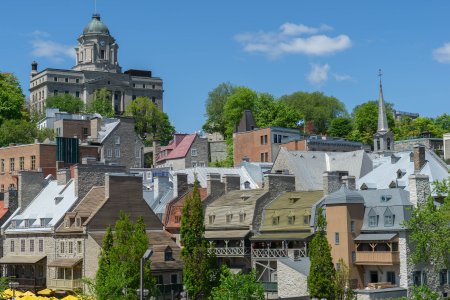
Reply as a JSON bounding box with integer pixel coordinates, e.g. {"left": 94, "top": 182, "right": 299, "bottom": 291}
{"left": 1, "top": 1, "right": 450, "bottom": 132}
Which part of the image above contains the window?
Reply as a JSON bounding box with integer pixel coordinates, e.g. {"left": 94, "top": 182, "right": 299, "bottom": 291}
{"left": 191, "top": 148, "right": 198, "bottom": 156}
{"left": 152, "top": 97, "right": 156, "bottom": 103}
{"left": 260, "top": 136, "right": 264, "bottom": 145}
{"left": 30, "top": 240, "right": 34, "bottom": 252}
{"left": 156, "top": 275, "right": 163, "bottom": 284}
{"left": 152, "top": 84, "right": 155, "bottom": 89}
{"left": 65, "top": 91, "right": 69, "bottom": 94}
{"left": 165, "top": 250, "right": 173, "bottom": 261}
{"left": 413, "top": 271, "right": 422, "bottom": 286}
{"left": 77, "top": 241, "right": 82, "bottom": 254}
{"left": 384, "top": 215, "right": 394, "bottom": 226}
{"left": 1, "top": 185, "right": 4, "bottom": 192}
{"left": 76, "top": 218, "right": 81, "bottom": 227}
{"left": 31, "top": 156, "right": 36, "bottom": 170}
{"left": 107, "top": 81, "right": 111, "bottom": 85}
{"left": 171, "top": 274, "right": 178, "bottom": 284}
{"left": 264, "top": 152, "right": 268, "bottom": 162}
{"left": 65, "top": 78, "right": 68, "bottom": 83}
{"left": 132, "top": 95, "right": 137, "bottom": 100}
{"left": 387, "top": 271, "right": 396, "bottom": 285}
{"left": 132, "top": 83, "right": 136, "bottom": 88}
{"left": 1, "top": 159, "right": 3, "bottom": 172}
{"left": 40, "top": 218, "right": 46, "bottom": 227}
{"left": 9, "top": 158, "right": 14, "bottom": 172}
{"left": 83, "top": 127, "right": 88, "bottom": 135}
{"left": 106, "top": 148, "right": 112, "bottom": 158}
{"left": 21, "top": 239, "right": 25, "bottom": 252}
{"left": 368, "top": 215, "right": 378, "bottom": 227}
{"left": 288, "top": 215, "right": 295, "bottom": 225}
{"left": 226, "top": 213, "right": 233, "bottom": 224}
{"left": 208, "top": 215, "right": 215, "bottom": 224}
{"left": 174, "top": 215, "right": 181, "bottom": 224}
{"left": 75, "top": 91, "right": 80, "bottom": 98}
{"left": 39, "top": 239, "right": 43, "bottom": 252}
{"left": 303, "top": 215, "right": 311, "bottom": 225}
{"left": 272, "top": 216, "right": 280, "bottom": 225}
{"left": 264, "top": 135, "right": 268, "bottom": 144}
{"left": 60, "top": 242, "right": 65, "bottom": 254}
{"left": 381, "top": 195, "right": 392, "bottom": 202}
{"left": 76, "top": 78, "right": 80, "bottom": 83}
{"left": 54, "top": 90, "right": 58, "bottom": 96}
{"left": 350, "top": 220, "right": 355, "bottom": 233}
{"left": 19, "top": 157, "right": 24, "bottom": 171}
{"left": 260, "top": 153, "right": 264, "bottom": 162}
{"left": 54, "top": 77, "right": 57, "bottom": 82}
{"left": 135, "top": 148, "right": 141, "bottom": 158}
{"left": 65, "top": 218, "right": 70, "bottom": 228}
{"left": 115, "top": 148, "right": 121, "bottom": 158}
{"left": 239, "top": 211, "right": 245, "bottom": 223}
{"left": 100, "top": 50, "right": 105, "bottom": 59}
{"left": 440, "top": 269, "right": 448, "bottom": 286}
{"left": 10, "top": 240, "right": 14, "bottom": 252}
{"left": 335, "top": 232, "right": 340, "bottom": 245}
{"left": 68, "top": 242, "right": 73, "bottom": 254}
{"left": 143, "top": 84, "right": 146, "bottom": 89}
{"left": 115, "top": 136, "right": 120, "bottom": 145}
{"left": 351, "top": 251, "right": 356, "bottom": 264}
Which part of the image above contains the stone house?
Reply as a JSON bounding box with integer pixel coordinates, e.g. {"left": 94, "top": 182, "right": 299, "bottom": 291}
{"left": 155, "top": 133, "right": 208, "bottom": 170}
{"left": 276, "top": 258, "right": 310, "bottom": 299}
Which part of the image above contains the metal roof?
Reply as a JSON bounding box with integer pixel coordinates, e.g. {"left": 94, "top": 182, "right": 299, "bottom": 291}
{"left": 48, "top": 258, "right": 82, "bottom": 268}
{"left": 251, "top": 232, "right": 313, "bottom": 241}
{"left": 354, "top": 233, "right": 397, "bottom": 241}
{"left": 278, "top": 257, "right": 310, "bottom": 276}
{"left": 205, "top": 230, "right": 250, "bottom": 239}
{"left": 324, "top": 186, "right": 365, "bottom": 205}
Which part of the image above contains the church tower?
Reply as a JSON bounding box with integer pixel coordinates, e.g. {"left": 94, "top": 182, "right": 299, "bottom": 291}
{"left": 73, "top": 14, "right": 121, "bottom": 73}
{"left": 373, "top": 71, "right": 394, "bottom": 153}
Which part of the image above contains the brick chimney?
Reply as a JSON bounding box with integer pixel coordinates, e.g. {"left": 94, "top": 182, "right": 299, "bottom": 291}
{"left": 413, "top": 144, "right": 426, "bottom": 173}
{"left": 263, "top": 173, "right": 295, "bottom": 194}
{"left": 105, "top": 173, "right": 142, "bottom": 201}
{"left": 223, "top": 174, "right": 241, "bottom": 192}
{"left": 57, "top": 169, "right": 71, "bottom": 185}
{"left": 323, "top": 171, "right": 341, "bottom": 196}
{"left": 207, "top": 173, "right": 224, "bottom": 198}
{"left": 341, "top": 175, "right": 356, "bottom": 190}
{"left": 173, "top": 173, "right": 188, "bottom": 198}
{"left": 408, "top": 174, "right": 431, "bottom": 207}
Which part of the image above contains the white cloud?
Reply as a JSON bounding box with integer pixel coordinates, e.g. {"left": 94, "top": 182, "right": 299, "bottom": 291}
{"left": 333, "top": 73, "right": 353, "bottom": 81}
{"left": 433, "top": 43, "right": 450, "bottom": 63}
{"left": 307, "top": 63, "right": 330, "bottom": 85}
{"left": 234, "top": 23, "right": 351, "bottom": 58}
{"left": 30, "top": 31, "right": 75, "bottom": 63}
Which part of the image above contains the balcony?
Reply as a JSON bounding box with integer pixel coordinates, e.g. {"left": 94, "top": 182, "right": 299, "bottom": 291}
{"left": 47, "top": 278, "right": 82, "bottom": 290}
{"left": 355, "top": 251, "right": 400, "bottom": 265}
{"left": 251, "top": 248, "right": 306, "bottom": 260}
{"left": 15, "top": 277, "right": 46, "bottom": 289}
{"left": 211, "top": 247, "right": 250, "bottom": 257}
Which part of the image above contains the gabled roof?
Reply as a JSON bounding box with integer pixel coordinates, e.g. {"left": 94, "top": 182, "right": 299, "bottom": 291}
{"left": 96, "top": 119, "right": 120, "bottom": 143}
{"left": 157, "top": 134, "right": 197, "bottom": 162}
{"left": 272, "top": 148, "right": 373, "bottom": 191}
{"left": 278, "top": 257, "right": 310, "bottom": 276}
{"left": 357, "top": 149, "right": 449, "bottom": 192}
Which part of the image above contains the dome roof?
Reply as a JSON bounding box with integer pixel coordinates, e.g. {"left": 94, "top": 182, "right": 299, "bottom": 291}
{"left": 83, "top": 14, "right": 110, "bottom": 35}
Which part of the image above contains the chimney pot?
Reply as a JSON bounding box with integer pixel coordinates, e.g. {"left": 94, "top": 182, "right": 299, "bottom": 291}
{"left": 413, "top": 144, "right": 426, "bottom": 173}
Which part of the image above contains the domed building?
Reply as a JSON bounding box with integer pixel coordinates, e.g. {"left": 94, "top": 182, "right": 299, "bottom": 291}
{"left": 29, "top": 14, "right": 163, "bottom": 115}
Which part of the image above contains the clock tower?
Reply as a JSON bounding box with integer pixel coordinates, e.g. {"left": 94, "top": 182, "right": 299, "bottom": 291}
{"left": 73, "top": 14, "right": 121, "bottom": 73}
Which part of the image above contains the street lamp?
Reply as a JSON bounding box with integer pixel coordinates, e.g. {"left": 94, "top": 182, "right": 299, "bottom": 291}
{"left": 137, "top": 249, "right": 153, "bottom": 300}
{"left": 9, "top": 281, "right": 19, "bottom": 300}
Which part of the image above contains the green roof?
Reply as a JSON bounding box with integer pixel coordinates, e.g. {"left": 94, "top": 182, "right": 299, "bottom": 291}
{"left": 83, "top": 14, "right": 110, "bottom": 35}
{"left": 251, "top": 232, "right": 313, "bottom": 241}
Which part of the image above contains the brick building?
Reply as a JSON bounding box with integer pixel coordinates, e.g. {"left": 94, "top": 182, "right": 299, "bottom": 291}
{"left": 54, "top": 119, "right": 91, "bottom": 142}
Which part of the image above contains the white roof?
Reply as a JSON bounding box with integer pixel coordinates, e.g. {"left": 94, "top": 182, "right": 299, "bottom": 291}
{"left": 357, "top": 149, "right": 450, "bottom": 192}
{"left": 5, "top": 180, "right": 77, "bottom": 233}
{"left": 97, "top": 119, "right": 120, "bottom": 143}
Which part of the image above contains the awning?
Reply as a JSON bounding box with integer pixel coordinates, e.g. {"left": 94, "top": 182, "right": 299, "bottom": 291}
{"left": 251, "top": 232, "right": 313, "bottom": 241}
{"left": 354, "top": 233, "right": 397, "bottom": 242}
{"left": 0, "top": 255, "right": 46, "bottom": 264}
{"left": 48, "top": 258, "right": 82, "bottom": 268}
{"left": 205, "top": 230, "right": 250, "bottom": 239}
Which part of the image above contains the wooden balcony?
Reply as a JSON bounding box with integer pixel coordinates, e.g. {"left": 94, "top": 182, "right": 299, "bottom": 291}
{"left": 251, "top": 248, "right": 306, "bottom": 260}
{"left": 15, "top": 277, "right": 46, "bottom": 289}
{"left": 355, "top": 251, "right": 400, "bottom": 265}
{"left": 210, "top": 247, "right": 250, "bottom": 257}
{"left": 47, "top": 278, "right": 82, "bottom": 290}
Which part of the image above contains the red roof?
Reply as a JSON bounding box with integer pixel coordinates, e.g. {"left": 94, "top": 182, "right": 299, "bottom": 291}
{"left": 157, "top": 134, "right": 197, "bottom": 162}
{"left": 0, "top": 201, "right": 8, "bottom": 220}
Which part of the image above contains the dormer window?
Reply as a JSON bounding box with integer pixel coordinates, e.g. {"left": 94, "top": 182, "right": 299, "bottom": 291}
{"left": 115, "top": 136, "right": 120, "bottom": 145}
{"left": 389, "top": 181, "right": 397, "bottom": 189}
{"left": 272, "top": 215, "right": 280, "bottom": 225}
{"left": 226, "top": 212, "right": 233, "bottom": 224}
{"left": 76, "top": 217, "right": 81, "bottom": 227}
{"left": 289, "top": 197, "right": 299, "bottom": 204}
{"left": 384, "top": 207, "right": 395, "bottom": 227}
{"left": 165, "top": 248, "right": 173, "bottom": 261}
{"left": 381, "top": 195, "right": 392, "bottom": 202}
{"left": 303, "top": 215, "right": 311, "bottom": 225}
{"left": 208, "top": 214, "right": 215, "bottom": 225}
{"left": 55, "top": 196, "right": 64, "bottom": 204}
{"left": 368, "top": 215, "right": 378, "bottom": 227}
{"left": 288, "top": 214, "right": 295, "bottom": 225}
{"left": 244, "top": 181, "right": 250, "bottom": 189}
{"left": 24, "top": 220, "right": 30, "bottom": 228}
{"left": 10, "top": 220, "right": 17, "bottom": 229}
{"left": 65, "top": 218, "right": 70, "bottom": 228}
{"left": 174, "top": 215, "right": 181, "bottom": 224}
{"left": 239, "top": 211, "right": 246, "bottom": 223}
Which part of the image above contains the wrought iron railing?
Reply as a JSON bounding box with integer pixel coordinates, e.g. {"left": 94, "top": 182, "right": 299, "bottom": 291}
{"left": 210, "top": 247, "right": 250, "bottom": 256}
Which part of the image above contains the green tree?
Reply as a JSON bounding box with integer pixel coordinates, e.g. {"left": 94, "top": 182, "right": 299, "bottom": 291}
{"left": 0, "top": 119, "right": 37, "bottom": 147}
{"left": 211, "top": 266, "right": 264, "bottom": 300}
{"left": 327, "top": 117, "right": 353, "bottom": 138}
{"left": 203, "top": 82, "right": 235, "bottom": 137}
{"left": 308, "top": 207, "right": 336, "bottom": 299}
{"left": 95, "top": 212, "right": 155, "bottom": 300}
{"left": 254, "top": 93, "right": 301, "bottom": 129}
{"left": 351, "top": 100, "right": 395, "bottom": 145}
{"left": 280, "top": 91, "right": 347, "bottom": 134}
{"left": 334, "top": 258, "right": 354, "bottom": 300}
{"left": 89, "top": 88, "right": 114, "bottom": 117}
{"left": 403, "top": 179, "right": 450, "bottom": 294}
{"left": 0, "top": 72, "right": 25, "bottom": 123}
{"left": 45, "top": 94, "right": 85, "bottom": 113}
{"left": 181, "top": 179, "right": 219, "bottom": 299}
{"left": 223, "top": 87, "right": 257, "bottom": 138}
{"left": 37, "top": 127, "right": 55, "bottom": 142}
{"left": 434, "top": 113, "right": 450, "bottom": 132}
{"left": 125, "top": 97, "right": 175, "bottom": 146}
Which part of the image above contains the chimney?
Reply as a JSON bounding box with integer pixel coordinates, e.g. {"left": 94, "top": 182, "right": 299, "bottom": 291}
{"left": 207, "top": 173, "right": 224, "bottom": 198}
{"left": 90, "top": 117, "right": 101, "bottom": 139}
{"left": 408, "top": 174, "right": 431, "bottom": 207}
{"left": 223, "top": 174, "right": 241, "bottom": 192}
{"left": 106, "top": 173, "right": 142, "bottom": 202}
{"left": 17, "top": 171, "right": 46, "bottom": 213}
{"left": 4, "top": 190, "right": 18, "bottom": 213}
{"left": 73, "top": 164, "right": 126, "bottom": 199}
{"left": 153, "top": 140, "right": 161, "bottom": 167}
{"left": 341, "top": 175, "right": 356, "bottom": 190}
{"left": 57, "top": 168, "right": 71, "bottom": 185}
{"left": 31, "top": 61, "right": 38, "bottom": 76}
{"left": 263, "top": 173, "right": 295, "bottom": 194}
{"left": 173, "top": 173, "right": 188, "bottom": 197}
{"left": 413, "top": 144, "right": 426, "bottom": 173}
{"left": 154, "top": 174, "right": 170, "bottom": 200}
{"left": 323, "top": 171, "right": 341, "bottom": 195}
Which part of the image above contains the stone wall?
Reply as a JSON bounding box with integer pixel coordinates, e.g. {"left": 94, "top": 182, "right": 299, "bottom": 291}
{"left": 277, "top": 260, "right": 309, "bottom": 298}
{"left": 444, "top": 133, "right": 450, "bottom": 161}
{"left": 18, "top": 171, "right": 46, "bottom": 213}
{"left": 185, "top": 135, "right": 209, "bottom": 168}
{"left": 209, "top": 140, "right": 227, "bottom": 163}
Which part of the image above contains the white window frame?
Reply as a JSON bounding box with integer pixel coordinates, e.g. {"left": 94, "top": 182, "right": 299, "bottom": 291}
{"left": 115, "top": 136, "right": 120, "bottom": 145}
{"left": 115, "top": 148, "right": 121, "bottom": 158}
{"left": 106, "top": 148, "right": 112, "bottom": 158}
{"left": 191, "top": 148, "right": 198, "bottom": 157}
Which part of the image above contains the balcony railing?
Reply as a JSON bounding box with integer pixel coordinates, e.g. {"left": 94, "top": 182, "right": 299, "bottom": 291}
{"left": 15, "top": 277, "right": 46, "bottom": 288}
{"left": 47, "top": 278, "right": 82, "bottom": 290}
{"left": 210, "top": 247, "right": 250, "bottom": 257}
{"left": 251, "top": 248, "right": 306, "bottom": 260}
{"left": 355, "top": 251, "right": 400, "bottom": 265}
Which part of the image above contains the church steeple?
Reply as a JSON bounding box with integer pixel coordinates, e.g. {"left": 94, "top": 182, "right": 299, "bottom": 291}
{"left": 373, "top": 69, "right": 394, "bottom": 153}
{"left": 377, "top": 69, "right": 389, "bottom": 132}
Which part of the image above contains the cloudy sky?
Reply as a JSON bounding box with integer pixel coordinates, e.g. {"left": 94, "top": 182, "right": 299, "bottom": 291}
{"left": 1, "top": 0, "right": 450, "bottom": 132}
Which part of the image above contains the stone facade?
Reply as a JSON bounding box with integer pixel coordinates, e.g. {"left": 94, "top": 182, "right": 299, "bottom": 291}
{"left": 395, "top": 138, "right": 443, "bottom": 154}
{"left": 281, "top": 137, "right": 363, "bottom": 152}
{"left": 184, "top": 135, "right": 209, "bottom": 168}
{"left": 277, "top": 260, "right": 309, "bottom": 299}
{"left": 444, "top": 133, "right": 450, "bottom": 161}
{"left": 209, "top": 140, "right": 227, "bottom": 163}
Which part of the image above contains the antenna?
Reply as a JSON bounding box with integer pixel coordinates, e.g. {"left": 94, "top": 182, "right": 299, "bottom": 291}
{"left": 94, "top": 0, "right": 97, "bottom": 14}
{"left": 378, "top": 68, "right": 383, "bottom": 86}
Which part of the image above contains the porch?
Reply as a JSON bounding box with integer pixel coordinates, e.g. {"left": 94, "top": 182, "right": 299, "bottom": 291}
{"left": 47, "top": 258, "right": 83, "bottom": 291}
{"left": 0, "top": 255, "right": 47, "bottom": 291}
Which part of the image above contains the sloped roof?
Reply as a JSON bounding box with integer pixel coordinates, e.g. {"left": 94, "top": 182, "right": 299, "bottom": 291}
{"left": 354, "top": 233, "right": 397, "bottom": 241}
{"left": 157, "top": 134, "right": 197, "bottom": 162}
{"left": 324, "top": 186, "right": 365, "bottom": 205}
{"left": 272, "top": 148, "right": 373, "bottom": 191}
{"left": 97, "top": 119, "right": 120, "bottom": 143}
{"left": 357, "top": 149, "right": 449, "bottom": 192}
{"left": 5, "top": 180, "right": 77, "bottom": 233}
{"left": 278, "top": 257, "right": 310, "bottom": 276}
{"left": 0, "top": 201, "right": 9, "bottom": 220}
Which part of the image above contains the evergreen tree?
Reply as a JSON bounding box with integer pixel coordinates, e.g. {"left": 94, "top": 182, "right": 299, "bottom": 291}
{"left": 308, "top": 207, "right": 336, "bottom": 299}
{"left": 180, "top": 179, "right": 219, "bottom": 299}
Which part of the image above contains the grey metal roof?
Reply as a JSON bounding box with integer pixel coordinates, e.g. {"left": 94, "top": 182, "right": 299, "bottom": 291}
{"left": 324, "top": 186, "right": 365, "bottom": 205}
{"left": 278, "top": 257, "right": 310, "bottom": 276}
{"left": 354, "top": 233, "right": 397, "bottom": 241}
